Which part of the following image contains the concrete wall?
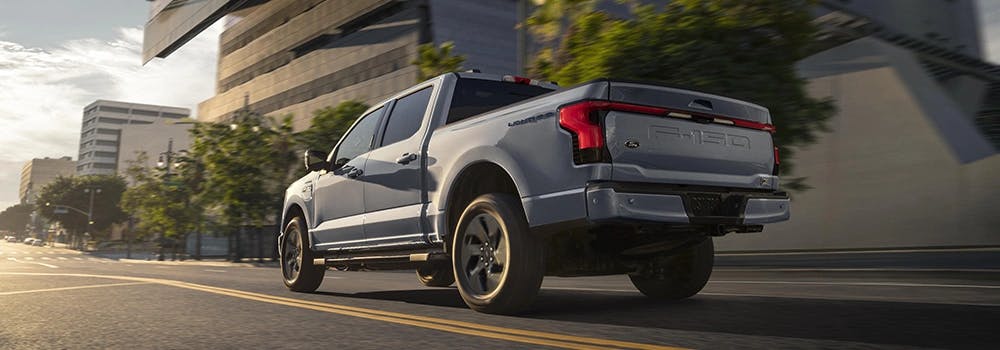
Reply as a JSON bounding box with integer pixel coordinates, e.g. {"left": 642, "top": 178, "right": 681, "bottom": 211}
{"left": 717, "top": 39, "right": 1000, "bottom": 251}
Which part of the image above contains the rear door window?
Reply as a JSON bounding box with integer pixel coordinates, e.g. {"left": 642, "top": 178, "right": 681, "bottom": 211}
{"left": 381, "top": 87, "right": 433, "bottom": 147}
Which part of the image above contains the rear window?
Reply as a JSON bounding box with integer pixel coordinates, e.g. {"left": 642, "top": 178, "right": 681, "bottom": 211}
{"left": 446, "top": 79, "right": 555, "bottom": 124}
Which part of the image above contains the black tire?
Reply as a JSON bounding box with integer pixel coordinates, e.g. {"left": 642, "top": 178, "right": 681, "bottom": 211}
{"left": 628, "top": 237, "right": 714, "bottom": 300}
{"left": 452, "top": 193, "right": 544, "bottom": 314}
{"left": 281, "top": 216, "right": 325, "bottom": 292}
{"left": 416, "top": 261, "right": 455, "bottom": 287}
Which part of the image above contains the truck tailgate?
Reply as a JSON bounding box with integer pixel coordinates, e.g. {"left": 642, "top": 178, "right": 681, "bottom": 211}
{"left": 605, "top": 82, "right": 778, "bottom": 190}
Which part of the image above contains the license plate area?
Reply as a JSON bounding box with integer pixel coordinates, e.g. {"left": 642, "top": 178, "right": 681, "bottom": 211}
{"left": 684, "top": 192, "right": 745, "bottom": 217}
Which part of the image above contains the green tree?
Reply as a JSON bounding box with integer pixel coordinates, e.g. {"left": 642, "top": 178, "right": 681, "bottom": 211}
{"left": 35, "top": 175, "right": 128, "bottom": 239}
{"left": 413, "top": 41, "right": 466, "bottom": 82}
{"left": 529, "top": 0, "right": 834, "bottom": 190}
{"left": 298, "top": 101, "right": 370, "bottom": 154}
{"left": 0, "top": 203, "right": 34, "bottom": 233}
{"left": 121, "top": 152, "right": 200, "bottom": 240}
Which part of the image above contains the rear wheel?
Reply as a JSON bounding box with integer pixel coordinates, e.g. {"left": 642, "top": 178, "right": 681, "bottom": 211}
{"left": 452, "top": 193, "right": 543, "bottom": 314}
{"left": 416, "top": 261, "right": 455, "bottom": 287}
{"left": 281, "top": 216, "right": 325, "bottom": 292}
{"left": 629, "top": 237, "right": 714, "bottom": 299}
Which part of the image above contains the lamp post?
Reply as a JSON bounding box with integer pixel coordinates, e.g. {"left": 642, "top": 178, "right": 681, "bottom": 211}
{"left": 46, "top": 190, "right": 97, "bottom": 251}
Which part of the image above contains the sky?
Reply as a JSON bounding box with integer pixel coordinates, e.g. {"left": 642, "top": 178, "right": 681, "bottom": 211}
{"left": 0, "top": 1, "right": 222, "bottom": 210}
{"left": 0, "top": 1, "right": 998, "bottom": 211}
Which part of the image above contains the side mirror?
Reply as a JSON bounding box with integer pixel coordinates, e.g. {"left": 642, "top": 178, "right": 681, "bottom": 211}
{"left": 303, "top": 150, "right": 328, "bottom": 172}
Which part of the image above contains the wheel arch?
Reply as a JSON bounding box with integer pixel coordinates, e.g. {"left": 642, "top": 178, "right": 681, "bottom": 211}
{"left": 441, "top": 161, "right": 522, "bottom": 253}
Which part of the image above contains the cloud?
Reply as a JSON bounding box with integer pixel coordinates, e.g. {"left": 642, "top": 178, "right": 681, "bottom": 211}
{"left": 0, "top": 22, "right": 221, "bottom": 210}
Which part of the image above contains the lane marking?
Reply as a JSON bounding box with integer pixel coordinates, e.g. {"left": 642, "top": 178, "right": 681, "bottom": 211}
{"left": 41, "top": 257, "right": 52, "bottom": 260}
{"left": 73, "top": 257, "right": 83, "bottom": 261}
{"left": 23, "top": 257, "right": 34, "bottom": 261}
{"left": 0, "top": 282, "right": 150, "bottom": 296}
{"left": 710, "top": 280, "right": 1000, "bottom": 289}
{"left": 0, "top": 272, "right": 684, "bottom": 350}
{"left": 204, "top": 269, "right": 226, "bottom": 273}
{"left": 58, "top": 257, "right": 68, "bottom": 260}
{"left": 6, "top": 257, "right": 58, "bottom": 268}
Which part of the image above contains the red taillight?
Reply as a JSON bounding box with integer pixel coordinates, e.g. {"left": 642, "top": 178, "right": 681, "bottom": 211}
{"left": 773, "top": 146, "right": 781, "bottom": 175}
{"left": 559, "top": 101, "right": 608, "bottom": 150}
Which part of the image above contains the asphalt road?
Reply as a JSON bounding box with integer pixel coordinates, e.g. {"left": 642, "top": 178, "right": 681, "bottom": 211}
{"left": 2, "top": 242, "right": 999, "bottom": 349}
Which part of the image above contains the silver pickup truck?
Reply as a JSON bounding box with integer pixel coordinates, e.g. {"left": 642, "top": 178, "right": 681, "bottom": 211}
{"left": 279, "top": 72, "right": 789, "bottom": 314}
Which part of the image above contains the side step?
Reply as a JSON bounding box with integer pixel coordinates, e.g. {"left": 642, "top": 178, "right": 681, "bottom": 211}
{"left": 313, "top": 250, "right": 448, "bottom": 266}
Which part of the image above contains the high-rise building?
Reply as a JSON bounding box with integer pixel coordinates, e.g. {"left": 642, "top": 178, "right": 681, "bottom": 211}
{"left": 19, "top": 157, "right": 76, "bottom": 204}
{"left": 77, "top": 100, "right": 190, "bottom": 176}
{"left": 145, "top": 0, "right": 524, "bottom": 130}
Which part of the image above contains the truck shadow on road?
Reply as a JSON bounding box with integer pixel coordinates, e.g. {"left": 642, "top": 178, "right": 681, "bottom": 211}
{"left": 315, "top": 288, "right": 999, "bottom": 349}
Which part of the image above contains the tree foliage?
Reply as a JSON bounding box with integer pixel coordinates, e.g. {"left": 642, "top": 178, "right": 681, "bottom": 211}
{"left": 413, "top": 41, "right": 466, "bottom": 82}
{"left": 189, "top": 110, "right": 300, "bottom": 229}
{"left": 298, "top": 101, "right": 370, "bottom": 154}
{"left": 35, "top": 175, "right": 128, "bottom": 237}
{"left": 120, "top": 152, "right": 200, "bottom": 239}
{"left": 0, "top": 203, "right": 33, "bottom": 233}
{"left": 528, "top": 0, "right": 834, "bottom": 190}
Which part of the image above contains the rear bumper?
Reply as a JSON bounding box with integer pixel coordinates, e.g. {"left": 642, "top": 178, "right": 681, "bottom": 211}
{"left": 585, "top": 182, "right": 789, "bottom": 225}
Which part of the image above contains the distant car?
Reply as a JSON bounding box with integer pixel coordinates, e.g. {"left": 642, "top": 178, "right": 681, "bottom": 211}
{"left": 6, "top": 236, "right": 16, "bottom": 242}
{"left": 31, "top": 239, "right": 45, "bottom": 246}
{"left": 23, "top": 238, "right": 36, "bottom": 245}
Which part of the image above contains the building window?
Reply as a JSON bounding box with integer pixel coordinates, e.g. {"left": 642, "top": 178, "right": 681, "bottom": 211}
{"left": 92, "top": 163, "right": 117, "bottom": 169}
{"left": 98, "top": 117, "right": 129, "bottom": 124}
{"left": 99, "top": 106, "right": 130, "bottom": 114}
{"left": 94, "top": 151, "right": 117, "bottom": 158}
{"left": 131, "top": 109, "right": 159, "bottom": 117}
{"left": 96, "top": 128, "right": 119, "bottom": 135}
{"left": 95, "top": 140, "right": 119, "bottom": 146}
{"left": 161, "top": 112, "right": 187, "bottom": 119}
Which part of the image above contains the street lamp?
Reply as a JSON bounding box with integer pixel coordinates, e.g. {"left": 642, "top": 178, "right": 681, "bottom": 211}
{"left": 45, "top": 186, "right": 98, "bottom": 251}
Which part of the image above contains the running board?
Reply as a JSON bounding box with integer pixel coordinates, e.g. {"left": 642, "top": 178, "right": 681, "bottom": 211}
{"left": 313, "top": 251, "right": 447, "bottom": 266}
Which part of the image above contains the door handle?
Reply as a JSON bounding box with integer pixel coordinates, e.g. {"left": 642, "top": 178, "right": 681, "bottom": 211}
{"left": 395, "top": 152, "right": 419, "bottom": 165}
{"left": 346, "top": 168, "right": 363, "bottom": 178}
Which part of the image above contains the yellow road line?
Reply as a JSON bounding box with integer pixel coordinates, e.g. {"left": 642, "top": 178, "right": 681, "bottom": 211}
{"left": 0, "top": 282, "right": 150, "bottom": 296}
{"left": 0, "top": 272, "right": 686, "bottom": 350}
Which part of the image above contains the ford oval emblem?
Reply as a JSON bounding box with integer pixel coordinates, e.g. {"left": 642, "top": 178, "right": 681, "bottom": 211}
{"left": 625, "top": 140, "right": 640, "bottom": 149}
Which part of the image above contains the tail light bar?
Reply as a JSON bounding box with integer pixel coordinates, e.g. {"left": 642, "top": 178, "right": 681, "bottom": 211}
{"left": 773, "top": 146, "right": 781, "bottom": 175}
{"left": 559, "top": 100, "right": 777, "bottom": 164}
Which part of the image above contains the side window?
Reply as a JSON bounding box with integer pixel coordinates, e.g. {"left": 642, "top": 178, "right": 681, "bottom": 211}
{"left": 332, "top": 107, "right": 383, "bottom": 166}
{"left": 381, "top": 87, "right": 433, "bottom": 146}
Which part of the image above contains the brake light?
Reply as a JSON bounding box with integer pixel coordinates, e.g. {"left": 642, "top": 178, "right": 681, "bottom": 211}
{"left": 559, "top": 101, "right": 606, "bottom": 149}
{"left": 501, "top": 75, "right": 556, "bottom": 86}
{"left": 773, "top": 146, "right": 781, "bottom": 175}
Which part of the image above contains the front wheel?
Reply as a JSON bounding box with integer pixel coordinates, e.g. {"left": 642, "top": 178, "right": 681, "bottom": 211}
{"left": 629, "top": 237, "right": 714, "bottom": 300}
{"left": 452, "top": 193, "right": 543, "bottom": 314}
{"left": 281, "top": 217, "right": 325, "bottom": 292}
